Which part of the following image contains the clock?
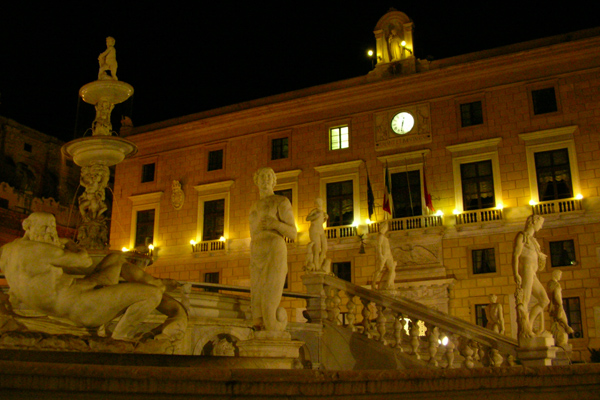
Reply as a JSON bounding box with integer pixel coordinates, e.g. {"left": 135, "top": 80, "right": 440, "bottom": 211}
{"left": 390, "top": 112, "right": 415, "bottom": 134}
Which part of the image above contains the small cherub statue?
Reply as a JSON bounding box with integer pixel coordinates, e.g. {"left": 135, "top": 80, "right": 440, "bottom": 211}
{"left": 98, "top": 36, "right": 118, "bottom": 80}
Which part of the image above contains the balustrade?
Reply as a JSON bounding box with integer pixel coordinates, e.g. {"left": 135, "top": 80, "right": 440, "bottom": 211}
{"left": 533, "top": 198, "right": 583, "bottom": 216}
{"left": 302, "top": 273, "right": 518, "bottom": 370}
{"left": 455, "top": 208, "right": 503, "bottom": 225}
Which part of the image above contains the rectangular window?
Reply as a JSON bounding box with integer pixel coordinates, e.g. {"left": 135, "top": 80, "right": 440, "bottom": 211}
{"left": 531, "top": 87, "right": 558, "bottom": 115}
{"left": 135, "top": 209, "right": 155, "bottom": 248}
{"left": 141, "top": 163, "right": 155, "bottom": 183}
{"left": 203, "top": 199, "right": 225, "bottom": 241}
{"left": 326, "top": 180, "right": 354, "bottom": 227}
{"left": 475, "top": 304, "right": 488, "bottom": 328}
{"left": 271, "top": 137, "right": 289, "bottom": 160}
{"left": 24, "top": 143, "right": 32, "bottom": 152}
{"left": 207, "top": 149, "right": 224, "bottom": 171}
{"left": 563, "top": 297, "right": 583, "bottom": 339}
{"left": 0, "top": 197, "right": 8, "bottom": 209}
{"left": 329, "top": 126, "right": 349, "bottom": 150}
{"left": 535, "top": 148, "right": 573, "bottom": 201}
{"left": 332, "top": 262, "right": 352, "bottom": 282}
{"left": 550, "top": 239, "right": 577, "bottom": 267}
{"left": 460, "top": 160, "right": 495, "bottom": 210}
{"left": 391, "top": 170, "right": 422, "bottom": 218}
{"left": 274, "top": 188, "right": 293, "bottom": 204}
{"left": 460, "top": 101, "right": 483, "bottom": 127}
{"left": 205, "top": 272, "right": 220, "bottom": 293}
{"left": 472, "top": 248, "right": 496, "bottom": 274}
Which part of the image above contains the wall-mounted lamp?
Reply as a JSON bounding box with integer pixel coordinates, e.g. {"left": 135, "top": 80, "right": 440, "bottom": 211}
{"left": 148, "top": 244, "right": 154, "bottom": 257}
{"left": 190, "top": 240, "right": 199, "bottom": 253}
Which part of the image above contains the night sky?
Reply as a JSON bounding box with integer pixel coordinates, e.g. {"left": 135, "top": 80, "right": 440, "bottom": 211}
{"left": 1, "top": 2, "right": 596, "bottom": 142}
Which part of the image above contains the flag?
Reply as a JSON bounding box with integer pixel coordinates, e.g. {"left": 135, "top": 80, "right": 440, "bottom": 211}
{"left": 423, "top": 158, "right": 435, "bottom": 213}
{"left": 383, "top": 162, "right": 393, "bottom": 217}
{"left": 366, "top": 170, "right": 375, "bottom": 220}
{"left": 423, "top": 171, "right": 435, "bottom": 213}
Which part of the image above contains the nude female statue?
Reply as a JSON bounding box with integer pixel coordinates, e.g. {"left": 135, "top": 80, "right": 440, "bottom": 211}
{"left": 249, "top": 167, "right": 297, "bottom": 332}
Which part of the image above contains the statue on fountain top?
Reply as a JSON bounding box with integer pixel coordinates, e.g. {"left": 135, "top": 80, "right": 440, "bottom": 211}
{"left": 98, "top": 36, "right": 118, "bottom": 81}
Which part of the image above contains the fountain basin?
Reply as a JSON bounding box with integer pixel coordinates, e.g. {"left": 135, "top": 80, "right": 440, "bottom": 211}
{"left": 62, "top": 136, "right": 137, "bottom": 167}
{"left": 80, "top": 80, "right": 134, "bottom": 105}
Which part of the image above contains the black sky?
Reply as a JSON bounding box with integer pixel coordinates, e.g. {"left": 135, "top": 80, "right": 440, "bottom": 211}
{"left": 1, "top": 2, "right": 596, "bottom": 142}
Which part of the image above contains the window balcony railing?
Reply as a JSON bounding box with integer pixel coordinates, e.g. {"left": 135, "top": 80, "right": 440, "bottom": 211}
{"left": 532, "top": 198, "right": 583, "bottom": 216}
{"left": 325, "top": 225, "right": 356, "bottom": 239}
{"left": 455, "top": 208, "right": 503, "bottom": 225}
{"left": 367, "top": 215, "right": 443, "bottom": 234}
{"left": 191, "top": 239, "right": 226, "bottom": 253}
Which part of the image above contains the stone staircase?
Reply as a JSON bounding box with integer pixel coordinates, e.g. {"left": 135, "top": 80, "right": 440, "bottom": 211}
{"left": 302, "top": 273, "right": 519, "bottom": 369}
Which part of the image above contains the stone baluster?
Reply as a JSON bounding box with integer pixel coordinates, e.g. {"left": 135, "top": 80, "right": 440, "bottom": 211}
{"left": 489, "top": 348, "right": 504, "bottom": 367}
{"left": 459, "top": 338, "right": 476, "bottom": 369}
{"left": 427, "top": 325, "right": 440, "bottom": 367}
{"left": 409, "top": 319, "right": 421, "bottom": 359}
{"left": 392, "top": 313, "right": 404, "bottom": 351}
{"left": 376, "top": 304, "right": 388, "bottom": 346}
{"left": 346, "top": 295, "right": 357, "bottom": 332}
{"left": 444, "top": 333, "right": 456, "bottom": 369}
{"left": 360, "top": 298, "right": 373, "bottom": 338}
{"left": 327, "top": 287, "right": 341, "bottom": 324}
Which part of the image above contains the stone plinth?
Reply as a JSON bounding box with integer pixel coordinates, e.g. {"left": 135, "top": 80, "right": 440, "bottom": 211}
{"left": 237, "top": 331, "right": 304, "bottom": 369}
{"left": 517, "top": 336, "right": 557, "bottom": 366}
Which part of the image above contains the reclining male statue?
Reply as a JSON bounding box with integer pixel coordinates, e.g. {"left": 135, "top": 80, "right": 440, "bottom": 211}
{"left": 0, "top": 212, "right": 187, "bottom": 342}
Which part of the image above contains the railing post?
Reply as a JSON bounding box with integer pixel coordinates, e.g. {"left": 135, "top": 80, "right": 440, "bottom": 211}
{"left": 301, "top": 274, "right": 328, "bottom": 324}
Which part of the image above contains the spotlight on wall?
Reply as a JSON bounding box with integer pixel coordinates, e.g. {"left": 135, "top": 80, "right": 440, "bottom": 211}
{"left": 190, "top": 240, "right": 199, "bottom": 253}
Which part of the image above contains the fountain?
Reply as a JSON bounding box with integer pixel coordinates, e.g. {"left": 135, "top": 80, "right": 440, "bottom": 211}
{"left": 62, "top": 36, "right": 137, "bottom": 250}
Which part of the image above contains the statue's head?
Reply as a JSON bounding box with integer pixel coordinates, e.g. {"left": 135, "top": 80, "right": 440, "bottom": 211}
{"left": 525, "top": 214, "right": 544, "bottom": 231}
{"left": 253, "top": 167, "right": 277, "bottom": 190}
{"left": 315, "top": 198, "right": 323, "bottom": 209}
{"left": 552, "top": 269, "right": 562, "bottom": 281}
{"left": 22, "top": 212, "right": 61, "bottom": 246}
{"left": 489, "top": 293, "right": 498, "bottom": 303}
{"left": 106, "top": 36, "right": 115, "bottom": 46}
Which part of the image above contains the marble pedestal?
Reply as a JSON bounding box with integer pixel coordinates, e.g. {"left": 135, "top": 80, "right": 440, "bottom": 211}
{"left": 516, "top": 337, "right": 557, "bottom": 366}
{"left": 237, "top": 331, "right": 304, "bottom": 369}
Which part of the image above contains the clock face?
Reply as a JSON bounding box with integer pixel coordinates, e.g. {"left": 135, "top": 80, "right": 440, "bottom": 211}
{"left": 390, "top": 112, "right": 415, "bottom": 134}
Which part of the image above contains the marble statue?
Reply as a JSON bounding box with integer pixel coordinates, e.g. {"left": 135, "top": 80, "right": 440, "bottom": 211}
{"left": 512, "top": 214, "right": 549, "bottom": 338}
{"left": 171, "top": 180, "right": 185, "bottom": 211}
{"left": 78, "top": 163, "right": 110, "bottom": 222}
{"left": 98, "top": 36, "right": 118, "bottom": 80}
{"left": 77, "top": 163, "right": 111, "bottom": 249}
{"left": 371, "top": 221, "right": 397, "bottom": 290}
{"left": 0, "top": 212, "right": 187, "bottom": 342}
{"left": 547, "top": 269, "right": 574, "bottom": 347}
{"left": 484, "top": 294, "right": 505, "bottom": 335}
{"left": 388, "top": 28, "right": 403, "bottom": 61}
{"left": 249, "top": 167, "right": 297, "bottom": 332}
{"left": 92, "top": 99, "right": 115, "bottom": 136}
{"left": 304, "top": 198, "right": 331, "bottom": 273}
